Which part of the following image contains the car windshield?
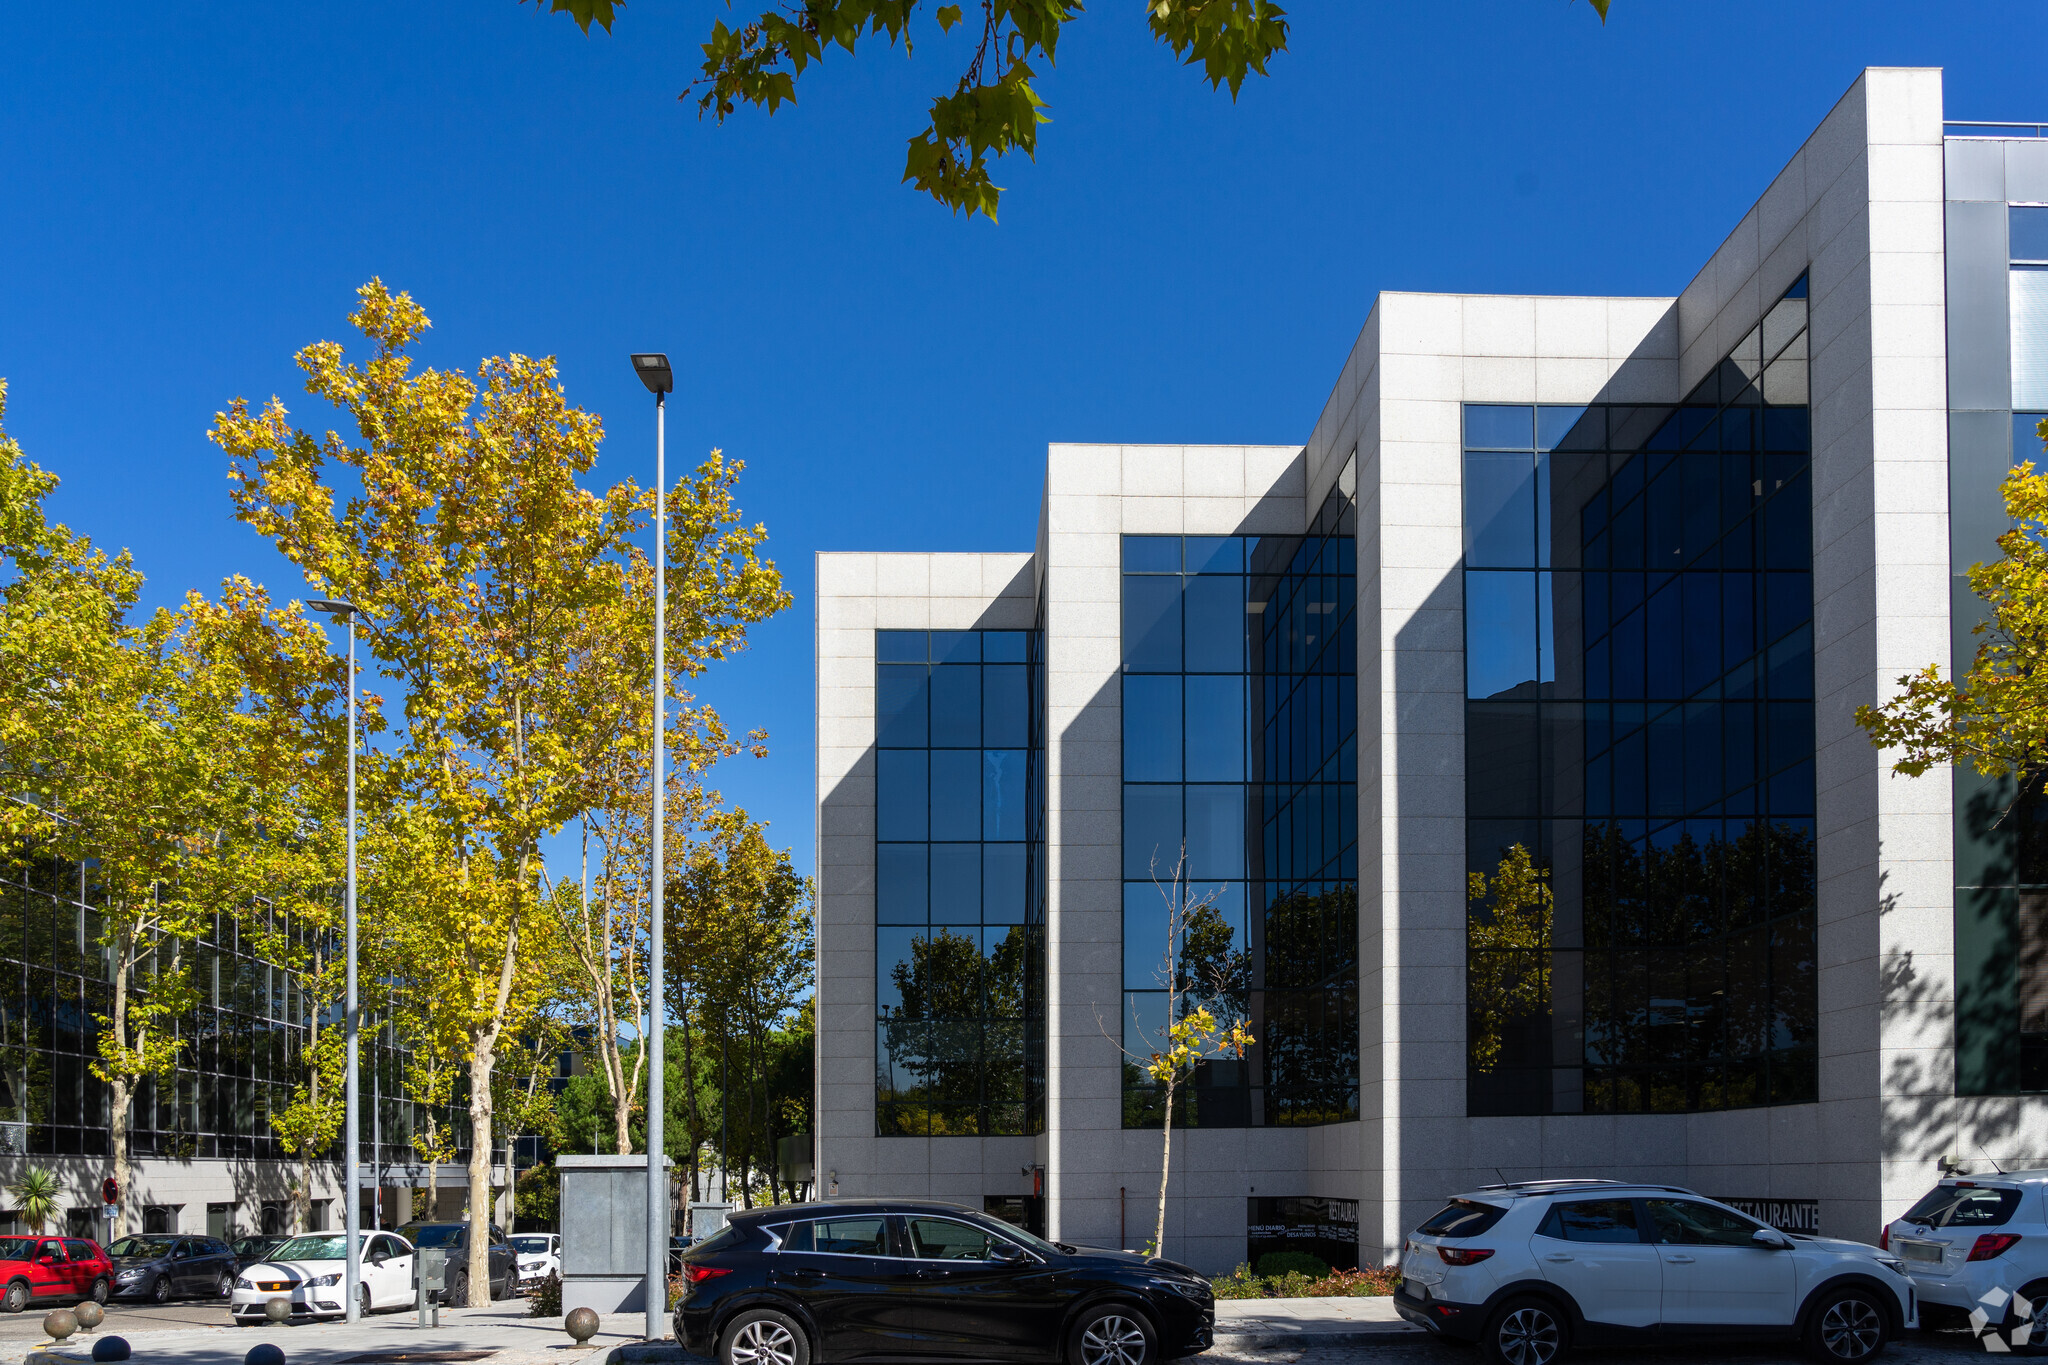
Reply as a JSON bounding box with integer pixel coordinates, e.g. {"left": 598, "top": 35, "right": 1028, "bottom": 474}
{"left": 974, "top": 1218, "right": 1060, "bottom": 1257}
{"left": 269, "top": 1235, "right": 349, "bottom": 1262}
{"left": 1418, "top": 1200, "right": 1508, "bottom": 1238}
{"left": 405, "top": 1226, "right": 464, "bottom": 1248}
{"left": 107, "top": 1237, "right": 179, "bottom": 1258}
{"left": 510, "top": 1237, "right": 551, "bottom": 1253}
{"left": 0, "top": 1238, "right": 38, "bottom": 1261}
{"left": 1903, "top": 1185, "right": 2023, "bottom": 1228}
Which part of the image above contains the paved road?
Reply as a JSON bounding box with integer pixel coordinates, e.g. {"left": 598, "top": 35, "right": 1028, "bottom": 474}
{"left": 1213, "top": 1326, "right": 1998, "bottom": 1365}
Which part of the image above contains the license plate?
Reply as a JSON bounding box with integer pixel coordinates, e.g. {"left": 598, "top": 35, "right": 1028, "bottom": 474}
{"left": 1899, "top": 1241, "right": 1944, "bottom": 1264}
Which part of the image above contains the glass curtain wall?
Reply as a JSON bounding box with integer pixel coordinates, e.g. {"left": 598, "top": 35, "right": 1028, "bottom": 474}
{"left": 1956, "top": 204, "right": 2048, "bottom": 1092}
{"left": 1463, "top": 275, "right": 1817, "bottom": 1116}
{"left": 1120, "top": 469, "right": 1359, "bottom": 1128}
{"left": 873, "top": 629, "right": 1047, "bottom": 1136}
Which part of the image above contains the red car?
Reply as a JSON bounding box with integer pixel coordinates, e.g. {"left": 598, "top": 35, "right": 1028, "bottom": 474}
{"left": 0, "top": 1236, "right": 111, "bottom": 1312}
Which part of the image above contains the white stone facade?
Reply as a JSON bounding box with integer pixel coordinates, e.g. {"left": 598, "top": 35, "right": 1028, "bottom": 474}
{"left": 814, "top": 67, "right": 2048, "bottom": 1272}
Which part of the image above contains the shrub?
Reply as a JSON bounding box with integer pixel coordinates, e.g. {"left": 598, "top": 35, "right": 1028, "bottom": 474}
{"left": 526, "top": 1271, "right": 561, "bottom": 1318}
{"left": 1209, "top": 1264, "right": 1266, "bottom": 1300}
{"left": 1306, "top": 1267, "right": 1399, "bottom": 1297}
{"left": 1253, "top": 1251, "right": 1330, "bottom": 1280}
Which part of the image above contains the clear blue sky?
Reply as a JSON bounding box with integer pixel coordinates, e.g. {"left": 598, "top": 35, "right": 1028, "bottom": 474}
{"left": 1, "top": 2, "right": 2039, "bottom": 881}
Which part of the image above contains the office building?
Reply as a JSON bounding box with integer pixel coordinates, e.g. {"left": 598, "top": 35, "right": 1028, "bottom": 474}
{"left": 816, "top": 68, "right": 2048, "bottom": 1270}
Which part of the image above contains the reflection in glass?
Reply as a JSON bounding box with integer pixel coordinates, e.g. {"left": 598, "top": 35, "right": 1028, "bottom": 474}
{"left": 1463, "top": 280, "right": 1816, "bottom": 1116}
{"left": 873, "top": 630, "right": 1045, "bottom": 1135}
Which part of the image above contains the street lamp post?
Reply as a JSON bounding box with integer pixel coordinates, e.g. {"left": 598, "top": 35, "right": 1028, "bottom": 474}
{"left": 630, "top": 353, "right": 673, "bottom": 1341}
{"left": 309, "top": 597, "right": 364, "bottom": 1322}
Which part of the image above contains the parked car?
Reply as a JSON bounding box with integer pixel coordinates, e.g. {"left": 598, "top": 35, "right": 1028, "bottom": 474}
{"left": 509, "top": 1233, "right": 560, "bottom": 1290}
{"left": 1884, "top": 1172, "right": 2048, "bottom": 1348}
{"left": 673, "top": 1199, "right": 1213, "bottom": 1365}
{"left": 105, "top": 1234, "right": 238, "bottom": 1304}
{"left": 232, "top": 1235, "right": 289, "bottom": 1270}
{"left": 0, "top": 1236, "right": 111, "bottom": 1313}
{"left": 392, "top": 1222, "right": 517, "bottom": 1303}
{"left": 231, "top": 1231, "right": 416, "bottom": 1323}
{"left": 1394, "top": 1180, "right": 1915, "bottom": 1365}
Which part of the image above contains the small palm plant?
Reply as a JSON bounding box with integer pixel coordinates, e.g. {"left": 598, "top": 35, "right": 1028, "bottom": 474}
{"left": 9, "top": 1167, "right": 63, "bottom": 1235}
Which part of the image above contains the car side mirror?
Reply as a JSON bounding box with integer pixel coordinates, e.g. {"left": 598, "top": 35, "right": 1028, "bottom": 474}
{"left": 1753, "top": 1228, "right": 1792, "bottom": 1250}
{"left": 990, "top": 1242, "right": 1028, "bottom": 1264}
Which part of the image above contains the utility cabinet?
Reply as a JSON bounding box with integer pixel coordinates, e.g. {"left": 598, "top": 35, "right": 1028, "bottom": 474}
{"left": 558, "top": 1154, "right": 673, "bottom": 1316}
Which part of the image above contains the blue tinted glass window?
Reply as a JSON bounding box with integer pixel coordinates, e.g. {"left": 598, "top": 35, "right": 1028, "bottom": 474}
{"left": 1464, "top": 453, "right": 1538, "bottom": 567}
{"left": 877, "top": 845, "right": 927, "bottom": 924}
{"left": 982, "top": 845, "right": 1025, "bottom": 924}
{"left": 877, "top": 750, "right": 928, "bottom": 841}
{"left": 1465, "top": 405, "right": 1535, "bottom": 450}
{"left": 877, "top": 928, "right": 920, "bottom": 1014}
{"left": 929, "top": 844, "right": 980, "bottom": 924}
{"left": 2014, "top": 206, "right": 2048, "bottom": 263}
{"left": 929, "top": 751, "right": 981, "bottom": 840}
{"left": 1123, "top": 884, "right": 1170, "bottom": 989}
{"left": 1124, "top": 786, "right": 1182, "bottom": 880}
{"left": 1123, "top": 577, "right": 1181, "bottom": 671}
{"left": 1542, "top": 406, "right": 1602, "bottom": 452}
{"left": 1184, "top": 675, "right": 1246, "bottom": 781}
{"left": 930, "top": 631, "right": 980, "bottom": 663}
{"left": 1183, "top": 576, "right": 1245, "bottom": 673}
{"left": 1186, "top": 785, "right": 1246, "bottom": 880}
{"left": 930, "top": 666, "right": 981, "bottom": 747}
{"left": 877, "top": 630, "right": 928, "bottom": 663}
{"left": 982, "top": 631, "right": 1027, "bottom": 662}
{"left": 984, "top": 750, "right": 1027, "bottom": 841}
{"left": 1465, "top": 572, "right": 1539, "bottom": 699}
{"left": 983, "top": 666, "right": 1028, "bottom": 748}
{"left": 1123, "top": 676, "right": 1182, "bottom": 782}
{"left": 1184, "top": 536, "right": 1242, "bottom": 574}
{"left": 1122, "top": 536, "right": 1182, "bottom": 573}
{"left": 876, "top": 666, "right": 928, "bottom": 747}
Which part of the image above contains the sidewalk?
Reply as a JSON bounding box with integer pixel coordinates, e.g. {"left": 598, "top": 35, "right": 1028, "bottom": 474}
{"left": 8, "top": 1296, "right": 1425, "bottom": 1365}
{"left": 11, "top": 1304, "right": 649, "bottom": 1365}
{"left": 1214, "top": 1297, "right": 1424, "bottom": 1346}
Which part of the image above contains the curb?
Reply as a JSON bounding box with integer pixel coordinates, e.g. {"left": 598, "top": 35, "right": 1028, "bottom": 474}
{"left": 1216, "top": 1330, "right": 1431, "bottom": 1350}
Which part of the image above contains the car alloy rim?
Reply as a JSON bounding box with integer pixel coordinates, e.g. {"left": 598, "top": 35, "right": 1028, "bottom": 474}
{"left": 1819, "top": 1298, "right": 1882, "bottom": 1359}
{"left": 1497, "top": 1308, "right": 1560, "bottom": 1365}
{"left": 1081, "top": 1314, "right": 1147, "bottom": 1365}
{"left": 731, "top": 1319, "right": 799, "bottom": 1365}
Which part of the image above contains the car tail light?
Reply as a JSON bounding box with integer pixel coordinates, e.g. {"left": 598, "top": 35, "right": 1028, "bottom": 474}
{"left": 682, "top": 1263, "right": 733, "bottom": 1284}
{"left": 1968, "top": 1234, "right": 2022, "bottom": 1262}
{"left": 1437, "top": 1247, "right": 1494, "bottom": 1266}
{"left": 1878, "top": 1227, "right": 1888, "bottom": 1251}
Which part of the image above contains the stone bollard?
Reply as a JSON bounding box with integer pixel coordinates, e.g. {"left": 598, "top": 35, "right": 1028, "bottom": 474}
{"left": 73, "top": 1302, "right": 105, "bottom": 1331}
{"left": 89, "top": 1336, "right": 130, "bottom": 1362}
{"left": 564, "top": 1307, "right": 600, "bottom": 1344}
{"left": 43, "top": 1309, "right": 78, "bottom": 1342}
{"left": 264, "top": 1297, "right": 293, "bottom": 1324}
{"left": 244, "top": 1343, "right": 286, "bottom": 1365}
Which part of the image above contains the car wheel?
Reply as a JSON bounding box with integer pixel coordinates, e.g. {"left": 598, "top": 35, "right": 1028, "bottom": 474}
{"left": 215, "top": 1271, "right": 230, "bottom": 1299}
{"left": 1996, "top": 1280, "right": 2048, "bottom": 1355}
{"left": 91, "top": 1278, "right": 109, "bottom": 1306}
{"left": 2, "top": 1280, "right": 28, "bottom": 1314}
{"left": 448, "top": 1271, "right": 469, "bottom": 1307}
{"left": 1804, "top": 1285, "right": 1889, "bottom": 1363}
{"left": 151, "top": 1274, "right": 171, "bottom": 1305}
{"left": 360, "top": 1284, "right": 374, "bottom": 1318}
{"left": 718, "top": 1308, "right": 811, "bottom": 1365}
{"left": 1481, "top": 1295, "right": 1569, "bottom": 1365}
{"left": 1069, "top": 1305, "right": 1156, "bottom": 1365}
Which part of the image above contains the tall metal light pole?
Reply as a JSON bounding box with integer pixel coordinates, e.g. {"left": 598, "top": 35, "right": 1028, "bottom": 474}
{"left": 630, "top": 353, "right": 673, "bottom": 1341}
{"left": 309, "top": 598, "right": 364, "bottom": 1322}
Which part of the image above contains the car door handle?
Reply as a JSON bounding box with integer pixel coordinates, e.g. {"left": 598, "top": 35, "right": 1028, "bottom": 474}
{"left": 1663, "top": 1255, "right": 1695, "bottom": 1264}
{"left": 782, "top": 1267, "right": 820, "bottom": 1280}
{"left": 1543, "top": 1254, "right": 1574, "bottom": 1263}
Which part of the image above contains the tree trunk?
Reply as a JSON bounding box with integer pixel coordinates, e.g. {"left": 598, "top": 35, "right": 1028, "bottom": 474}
{"left": 425, "top": 1115, "right": 439, "bottom": 1219}
{"left": 1154, "top": 1082, "right": 1173, "bottom": 1259}
{"left": 466, "top": 1044, "right": 496, "bottom": 1306}
{"left": 108, "top": 921, "right": 132, "bottom": 1242}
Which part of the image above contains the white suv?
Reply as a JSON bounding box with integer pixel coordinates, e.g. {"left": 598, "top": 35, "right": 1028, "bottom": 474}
{"left": 1394, "top": 1180, "right": 1915, "bottom": 1365}
{"left": 1884, "top": 1172, "right": 2048, "bottom": 1349}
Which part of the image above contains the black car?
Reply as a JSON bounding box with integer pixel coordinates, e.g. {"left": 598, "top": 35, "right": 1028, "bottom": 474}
{"left": 105, "top": 1235, "right": 239, "bottom": 1303}
{"left": 231, "top": 1235, "right": 288, "bottom": 1271}
{"left": 392, "top": 1222, "right": 518, "bottom": 1303}
{"left": 674, "top": 1200, "right": 1213, "bottom": 1365}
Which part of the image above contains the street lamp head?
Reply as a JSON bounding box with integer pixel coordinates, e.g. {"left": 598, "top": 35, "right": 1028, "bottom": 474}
{"left": 308, "top": 599, "right": 360, "bottom": 621}
{"left": 631, "top": 353, "right": 674, "bottom": 395}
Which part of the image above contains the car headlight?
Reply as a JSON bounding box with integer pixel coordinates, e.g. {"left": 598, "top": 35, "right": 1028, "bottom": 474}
{"left": 236, "top": 1277, "right": 254, "bottom": 1290}
{"left": 1149, "top": 1278, "right": 1206, "bottom": 1299}
{"left": 1875, "top": 1256, "right": 1907, "bottom": 1276}
{"left": 309, "top": 1273, "right": 341, "bottom": 1287}
{"left": 115, "top": 1269, "right": 143, "bottom": 1280}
